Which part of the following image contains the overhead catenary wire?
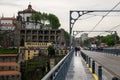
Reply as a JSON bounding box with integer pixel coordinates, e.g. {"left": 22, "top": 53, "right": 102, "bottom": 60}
{"left": 99, "top": 24, "right": 120, "bottom": 35}
{"left": 78, "top": 15, "right": 96, "bottom": 20}
{"left": 87, "top": 13, "right": 120, "bottom": 17}
{"left": 109, "top": 24, "right": 120, "bottom": 31}
{"left": 89, "top": 1, "right": 120, "bottom": 34}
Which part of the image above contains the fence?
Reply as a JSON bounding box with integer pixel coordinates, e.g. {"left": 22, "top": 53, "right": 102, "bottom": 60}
{"left": 81, "top": 51, "right": 120, "bottom": 80}
{"left": 41, "top": 48, "right": 74, "bottom": 80}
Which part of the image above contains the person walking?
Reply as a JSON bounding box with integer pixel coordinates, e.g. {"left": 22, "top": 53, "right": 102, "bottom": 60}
{"left": 75, "top": 47, "right": 78, "bottom": 56}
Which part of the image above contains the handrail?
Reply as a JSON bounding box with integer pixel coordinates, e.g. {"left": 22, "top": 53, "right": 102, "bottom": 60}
{"left": 41, "top": 48, "right": 74, "bottom": 80}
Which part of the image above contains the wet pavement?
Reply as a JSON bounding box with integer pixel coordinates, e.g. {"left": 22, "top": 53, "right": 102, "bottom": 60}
{"left": 65, "top": 51, "right": 95, "bottom": 80}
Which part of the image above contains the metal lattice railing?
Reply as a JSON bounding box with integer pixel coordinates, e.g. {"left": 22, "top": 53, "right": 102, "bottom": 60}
{"left": 41, "top": 48, "right": 74, "bottom": 80}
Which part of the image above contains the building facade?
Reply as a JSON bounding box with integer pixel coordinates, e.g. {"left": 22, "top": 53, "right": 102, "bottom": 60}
{"left": 0, "top": 17, "right": 16, "bottom": 31}
{"left": 19, "top": 42, "right": 52, "bottom": 60}
{"left": 0, "top": 54, "right": 21, "bottom": 80}
{"left": 0, "top": 17, "right": 16, "bottom": 47}
{"left": 20, "top": 29, "right": 65, "bottom": 46}
{"left": 15, "top": 4, "right": 66, "bottom": 49}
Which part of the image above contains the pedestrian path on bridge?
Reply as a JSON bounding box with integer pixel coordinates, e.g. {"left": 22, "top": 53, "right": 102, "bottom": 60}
{"left": 65, "top": 51, "right": 95, "bottom": 80}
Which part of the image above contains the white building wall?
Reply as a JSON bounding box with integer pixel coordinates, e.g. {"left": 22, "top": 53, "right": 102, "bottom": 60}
{"left": 0, "top": 20, "right": 15, "bottom": 30}
{"left": 20, "top": 13, "right": 41, "bottom": 29}
{"left": 1, "top": 26, "right": 15, "bottom": 30}
{"left": 20, "top": 13, "right": 31, "bottom": 21}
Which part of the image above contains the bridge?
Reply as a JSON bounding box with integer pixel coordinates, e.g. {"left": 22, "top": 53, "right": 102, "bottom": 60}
{"left": 41, "top": 9, "right": 120, "bottom": 80}
{"left": 41, "top": 48, "right": 120, "bottom": 80}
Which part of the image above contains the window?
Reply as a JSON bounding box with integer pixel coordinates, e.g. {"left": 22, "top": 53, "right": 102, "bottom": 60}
{"left": 27, "top": 17, "right": 29, "bottom": 22}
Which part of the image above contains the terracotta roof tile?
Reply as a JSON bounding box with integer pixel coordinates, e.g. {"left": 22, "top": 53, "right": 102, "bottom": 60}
{"left": 0, "top": 71, "right": 21, "bottom": 75}
{"left": 18, "top": 4, "right": 37, "bottom": 13}
{"left": 0, "top": 62, "right": 19, "bottom": 66}
{"left": 1, "top": 17, "right": 16, "bottom": 20}
{"left": 0, "top": 54, "right": 18, "bottom": 57}
{"left": 1, "top": 24, "right": 15, "bottom": 27}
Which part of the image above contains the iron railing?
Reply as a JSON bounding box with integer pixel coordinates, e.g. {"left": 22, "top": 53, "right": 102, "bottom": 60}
{"left": 41, "top": 48, "right": 74, "bottom": 80}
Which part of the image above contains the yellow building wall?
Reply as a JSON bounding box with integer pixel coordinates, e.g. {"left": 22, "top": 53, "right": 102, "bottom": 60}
{"left": 25, "top": 42, "right": 52, "bottom": 48}
{"left": 23, "top": 42, "right": 52, "bottom": 60}
{"left": 25, "top": 50, "right": 40, "bottom": 60}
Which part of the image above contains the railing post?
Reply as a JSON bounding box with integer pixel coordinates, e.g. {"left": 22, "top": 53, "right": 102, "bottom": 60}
{"left": 92, "top": 60, "right": 95, "bottom": 73}
{"left": 98, "top": 66, "right": 102, "bottom": 80}
{"left": 86, "top": 55, "right": 88, "bottom": 64}
{"left": 88, "top": 57, "right": 91, "bottom": 68}
{"left": 112, "top": 77, "right": 118, "bottom": 80}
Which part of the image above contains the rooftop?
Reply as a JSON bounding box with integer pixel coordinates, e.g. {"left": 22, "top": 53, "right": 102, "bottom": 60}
{"left": 0, "top": 54, "right": 18, "bottom": 57}
{"left": 0, "top": 71, "right": 21, "bottom": 75}
{"left": 0, "top": 24, "right": 15, "bottom": 27}
{"left": 0, "top": 17, "right": 16, "bottom": 20}
{"left": 0, "top": 62, "right": 19, "bottom": 66}
{"left": 18, "top": 4, "right": 37, "bottom": 14}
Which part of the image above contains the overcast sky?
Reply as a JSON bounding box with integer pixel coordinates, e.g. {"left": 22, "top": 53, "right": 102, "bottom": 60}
{"left": 0, "top": 0, "right": 120, "bottom": 37}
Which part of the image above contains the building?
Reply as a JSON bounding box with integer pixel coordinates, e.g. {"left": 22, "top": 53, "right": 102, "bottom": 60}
{"left": 81, "top": 33, "right": 88, "bottom": 41}
{"left": 0, "top": 17, "right": 16, "bottom": 47}
{"left": 20, "top": 29, "right": 65, "bottom": 46}
{"left": 17, "top": 4, "right": 41, "bottom": 29}
{"left": 19, "top": 42, "right": 52, "bottom": 60}
{"left": 0, "top": 54, "right": 21, "bottom": 80}
{"left": 19, "top": 42, "right": 69, "bottom": 61}
{"left": 15, "top": 4, "right": 66, "bottom": 48}
{"left": 0, "top": 17, "right": 16, "bottom": 31}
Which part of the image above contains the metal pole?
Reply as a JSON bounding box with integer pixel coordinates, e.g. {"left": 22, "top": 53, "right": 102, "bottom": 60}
{"left": 69, "top": 11, "right": 72, "bottom": 49}
{"left": 114, "top": 31, "right": 117, "bottom": 56}
{"left": 88, "top": 57, "right": 91, "bottom": 68}
{"left": 92, "top": 60, "right": 95, "bottom": 73}
{"left": 98, "top": 66, "right": 102, "bottom": 80}
{"left": 112, "top": 77, "right": 118, "bottom": 80}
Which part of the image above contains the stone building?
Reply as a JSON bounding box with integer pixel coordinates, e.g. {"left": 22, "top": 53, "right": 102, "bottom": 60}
{"left": 15, "top": 4, "right": 66, "bottom": 49}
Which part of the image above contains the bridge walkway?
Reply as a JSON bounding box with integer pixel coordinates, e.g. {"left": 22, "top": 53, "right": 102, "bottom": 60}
{"left": 65, "top": 51, "right": 95, "bottom": 80}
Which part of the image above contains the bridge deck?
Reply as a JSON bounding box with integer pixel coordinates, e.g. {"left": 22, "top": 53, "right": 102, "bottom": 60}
{"left": 82, "top": 50, "right": 120, "bottom": 79}
{"left": 65, "top": 51, "right": 95, "bottom": 80}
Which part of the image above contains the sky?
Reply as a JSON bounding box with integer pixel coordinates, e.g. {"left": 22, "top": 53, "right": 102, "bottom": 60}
{"left": 0, "top": 0, "right": 120, "bottom": 37}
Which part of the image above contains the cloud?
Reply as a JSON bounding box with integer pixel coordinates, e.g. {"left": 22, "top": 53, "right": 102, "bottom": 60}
{"left": 0, "top": 2, "right": 22, "bottom": 7}
{"left": 0, "top": 0, "right": 120, "bottom": 36}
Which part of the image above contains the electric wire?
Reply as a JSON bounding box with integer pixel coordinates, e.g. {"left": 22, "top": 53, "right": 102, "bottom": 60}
{"left": 99, "top": 24, "right": 120, "bottom": 35}
{"left": 89, "top": 1, "right": 120, "bottom": 34}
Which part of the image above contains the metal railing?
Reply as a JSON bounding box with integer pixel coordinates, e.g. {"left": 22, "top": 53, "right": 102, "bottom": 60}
{"left": 81, "top": 51, "right": 120, "bottom": 80}
{"left": 41, "top": 49, "right": 74, "bottom": 80}
{"left": 94, "top": 48, "right": 120, "bottom": 56}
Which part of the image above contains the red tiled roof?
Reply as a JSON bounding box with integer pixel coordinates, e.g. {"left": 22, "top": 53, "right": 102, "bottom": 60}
{"left": 1, "top": 17, "right": 16, "bottom": 20}
{"left": 0, "top": 54, "right": 18, "bottom": 57}
{"left": 0, "top": 71, "right": 21, "bottom": 75}
{"left": 0, "top": 62, "right": 19, "bottom": 66}
{"left": 1, "top": 24, "right": 15, "bottom": 27}
{"left": 18, "top": 4, "right": 37, "bottom": 13}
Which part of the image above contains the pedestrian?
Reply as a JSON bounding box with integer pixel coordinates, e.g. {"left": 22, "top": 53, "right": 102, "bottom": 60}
{"left": 75, "top": 47, "right": 77, "bottom": 56}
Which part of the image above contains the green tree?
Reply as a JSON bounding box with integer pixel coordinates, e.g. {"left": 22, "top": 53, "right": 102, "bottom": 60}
{"left": 101, "top": 34, "right": 119, "bottom": 46}
{"left": 65, "top": 31, "right": 70, "bottom": 47}
{"left": 47, "top": 14, "right": 61, "bottom": 29}
{"left": 31, "top": 12, "right": 42, "bottom": 25}
{"left": 47, "top": 45, "right": 55, "bottom": 56}
{"left": 30, "top": 12, "right": 60, "bottom": 29}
